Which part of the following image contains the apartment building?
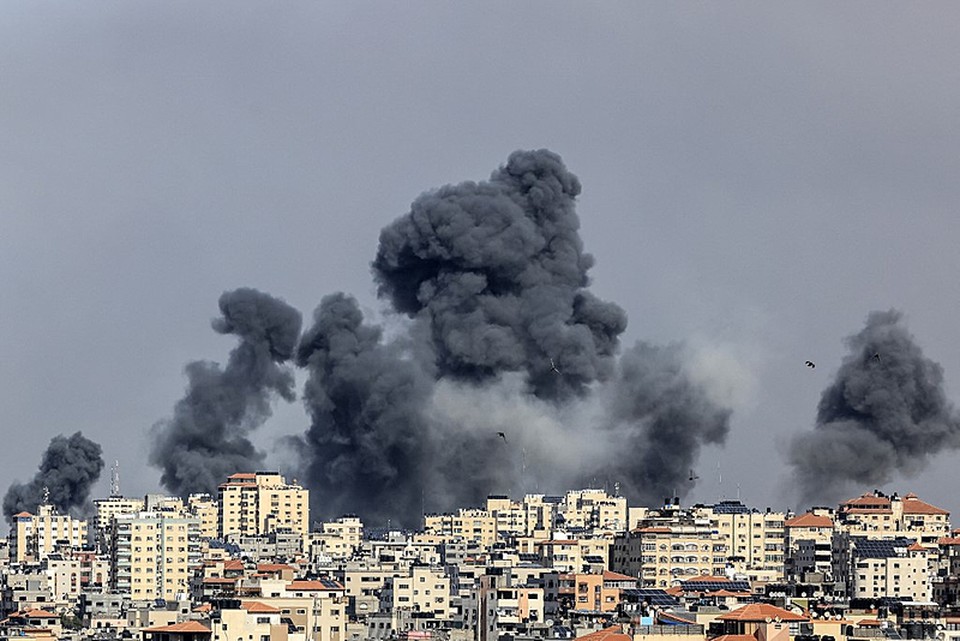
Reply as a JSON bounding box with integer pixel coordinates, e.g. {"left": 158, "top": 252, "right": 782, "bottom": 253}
{"left": 611, "top": 521, "right": 726, "bottom": 588}
{"left": 307, "top": 516, "right": 363, "bottom": 563}
{"left": 187, "top": 494, "right": 219, "bottom": 540}
{"left": 838, "top": 492, "right": 950, "bottom": 544}
{"left": 380, "top": 564, "right": 451, "bottom": 624}
{"left": 109, "top": 512, "right": 201, "bottom": 601}
{"left": 93, "top": 496, "right": 146, "bottom": 551}
{"left": 423, "top": 508, "right": 497, "bottom": 550}
{"left": 846, "top": 537, "right": 931, "bottom": 601}
{"left": 560, "top": 489, "right": 627, "bottom": 533}
{"left": 218, "top": 472, "right": 309, "bottom": 538}
{"left": 10, "top": 504, "right": 88, "bottom": 564}
{"left": 784, "top": 511, "right": 834, "bottom": 580}
{"left": 693, "top": 501, "right": 786, "bottom": 581}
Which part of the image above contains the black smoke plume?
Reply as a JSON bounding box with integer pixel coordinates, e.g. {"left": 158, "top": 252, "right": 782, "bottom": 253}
{"left": 297, "top": 150, "right": 732, "bottom": 525}
{"left": 373, "top": 149, "right": 628, "bottom": 401}
{"left": 789, "top": 310, "right": 960, "bottom": 503}
{"left": 295, "top": 293, "right": 433, "bottom": 524}
{"left": 4, "top": 432, "right": 104, "bottom": 521}
{"left": 150, "top": 288, "right": 302, "bottom": 497}
{"left": 604, "top": 342, "right": 731, "bottom": 504}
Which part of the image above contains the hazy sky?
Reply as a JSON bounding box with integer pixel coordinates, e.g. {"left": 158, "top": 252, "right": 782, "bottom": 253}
{"left": 3, "top": 3, "right": 960, "bottom": 526}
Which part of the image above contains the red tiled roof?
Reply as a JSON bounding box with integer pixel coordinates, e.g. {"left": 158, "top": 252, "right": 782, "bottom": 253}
{"left": 13, "top": 511, "right": 33, "bottom": 518}
{"left": 718, "top": 603, "right": 808, "bottom": 622}
{"left": 842, "top": 494, "right": 891, "bottom": 512}
{"left": 902, "top": 494, "right": 949, "bottom": 515}
{"left": 257, "top": 563, "right": 294, "bottom": 572}
{"left": 143, "top": 621, "right": 211, "bottom": 633}
{"left": 602, "top": 570, "right": 636, "bottom": 582}
{"left": 227, "top": 473, "right": 256, "bottom": 480}
{"left": 241, "top": 601, "right": 280, "bottom": 614}
{"left": 636, "top": 527, "right": 671, "bottom": 534}
{"left": 575, "top": 625, "right": 631, "bottom": 641}
{"left": 713, "top": 635, "right": 758, "bottom": 641}
{"left": 8, "top": 609, "right": 58, "bottom": 619}
{"left": 287, "top": 580, "right": 343, "bottom": 591}
{"left": 223, "top": 559, "right": 244, "bottom": 571}
{"left": 785, "top": 513, "right": 834, "bottom": 528}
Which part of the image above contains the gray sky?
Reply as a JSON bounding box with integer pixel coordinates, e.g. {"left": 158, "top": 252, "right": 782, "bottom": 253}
{"left": 3, "top": 3, "right": 960, "bottom": 525}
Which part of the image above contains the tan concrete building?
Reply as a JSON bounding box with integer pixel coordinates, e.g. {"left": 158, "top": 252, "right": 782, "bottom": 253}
{"left": 784, "top": 511, "right": 834, "bottom": 580}
{"left": 110, "top": 512, "right": 200, "bottom": 601}
{"left": 186, "top": 494, "right": 219, "bottom": 540}
{"left": 423, "top": 508, "right": 497, "bottom": 550}
{"left": 611, "top": 523, "right": 726, "bottom": 588}
{"left": 847, "top": 538, "right": 931, "bottom": 600}
{"left": 838, "top": 492, "right": 950, "bottom": 544}
{"left": 692, "top": 501, "right": 786, "bottom": 581}
{"left": 10, "top": 504, "right": 88, "bottom": 563}
{"left": 218, "top": 472, "right": 309, "bottom": 538}
{"left": 382, "top": 565, "right": 451, "bottom": 623}
{"left": 307, "top": 516, "right": 363, "bottom": 562}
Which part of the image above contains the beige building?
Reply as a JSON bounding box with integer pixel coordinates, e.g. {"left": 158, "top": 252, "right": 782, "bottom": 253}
{"left": 110, "top": 512, "right": 200, "bottom": 601}
{"left": 423, "top": 508, "right": 497, "bottom": 550}
{"left": 612, "top": 522, "right": 726, "bottom": 588}
{"left": 307, "top": 516, "right": 363, "bottom": 562}
{"left": 10, "top": 504, "right": 88, "bottom": 563}
{"left": 382, "top": 565, "right": 451, "bottom": 623}
{"left": 847, "top": 537, "right": 931, "bottom": 600}
{"left": 218, "top": 472, "right": 309, "bottom": 538}
{"left": 537, "top": 538, "right": 611, "bottom": 573}
{"left": 559, "top": 489, "right": 627, "bottom": 533}
{"left": 784, "top": 511, "right": 834, "bottom": 580}
{"left": 838, "top": 492, "right": 950, "bottom": 544}
{"left": 187, "top": 494, "right": 219, "bottom": 540}
{"left": 693, "top": 501, "right": 786, "bottom": 581}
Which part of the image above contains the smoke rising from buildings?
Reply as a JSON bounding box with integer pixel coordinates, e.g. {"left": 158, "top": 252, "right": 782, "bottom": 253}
{"left": 295, "top": 150, "right": 733, "bottom": 524}
{"left": 3, "top": 432, "right": 104, "bottom": 521}
{"left": 149, "top": 288, "right": 302, "bottom": 498}
{"left": 789, "top": 310, "right": 960, "bottom": 504}
{"left": 295, "top": 293, "right": 434, "bottom": 525}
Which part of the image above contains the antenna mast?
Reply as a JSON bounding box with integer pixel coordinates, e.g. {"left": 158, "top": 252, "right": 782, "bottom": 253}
{"left": 111, "top": 460, "right": 121, "bottom": 497}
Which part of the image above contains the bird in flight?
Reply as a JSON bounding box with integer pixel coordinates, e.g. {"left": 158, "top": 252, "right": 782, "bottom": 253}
{"left": 549, "top": 358, "right": 561, "bottom": 374}
{"left": 805, "top": 360, "right": 815, "bottom": 368}
{"left": 873, "top": 352, "right": 882, "bottom": 363}
{"left": 496, "top": 432, "right": 508, "bottom": 443}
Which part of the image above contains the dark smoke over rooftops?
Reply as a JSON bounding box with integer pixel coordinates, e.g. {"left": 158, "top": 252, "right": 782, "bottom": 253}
{"left": 295, "top": 293, "right": 434, "bottom": 524}
{"left": 294, "top": 149, "right": 732, "bottom": 525}
{"left": 3, "top": 431, "right": 104, "bottom": 521}
{"left": 146, "top": 150, "right": 734, "bottom": 523}
{"left": 149, "top": 288, "right": 302, "bottom": 497}
{"left": 788, "top": 310, "right": 960, "bottom": 504}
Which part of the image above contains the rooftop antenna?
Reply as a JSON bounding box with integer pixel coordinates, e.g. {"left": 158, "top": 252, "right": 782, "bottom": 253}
{"left": 111, "top": 460, "right": 121, "bottom": 497}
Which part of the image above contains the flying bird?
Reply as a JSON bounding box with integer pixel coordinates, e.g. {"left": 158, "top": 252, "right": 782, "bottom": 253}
{"left": 549, "top": 358, "right": 561, "bottom": 374}
{"left": 873, "top": 352, "right": 882, "bottom": 363}
{"left": 496, "top": 432, "right": 508, "bottom": 443}
{"left": 805, "top": 360, "right": 815, "bottom": 368}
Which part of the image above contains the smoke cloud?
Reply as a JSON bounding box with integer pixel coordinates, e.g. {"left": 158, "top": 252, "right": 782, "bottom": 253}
{"left": 373, "top": 149, "right": 628, "bottom": 401}
{"left": 150, "top": 287, "right": 302, "bottom": 497}
{"left": 296, "top": 150, "right": 732, "bottom": 525}
{"left": 295, "top": 293, "right": 433, "bottom": 525}
{"left": 3, "top": 431, "right": 104, "bottom": 521}
{"left": 789, "top": 309, "right": 960, "bottom": 504}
